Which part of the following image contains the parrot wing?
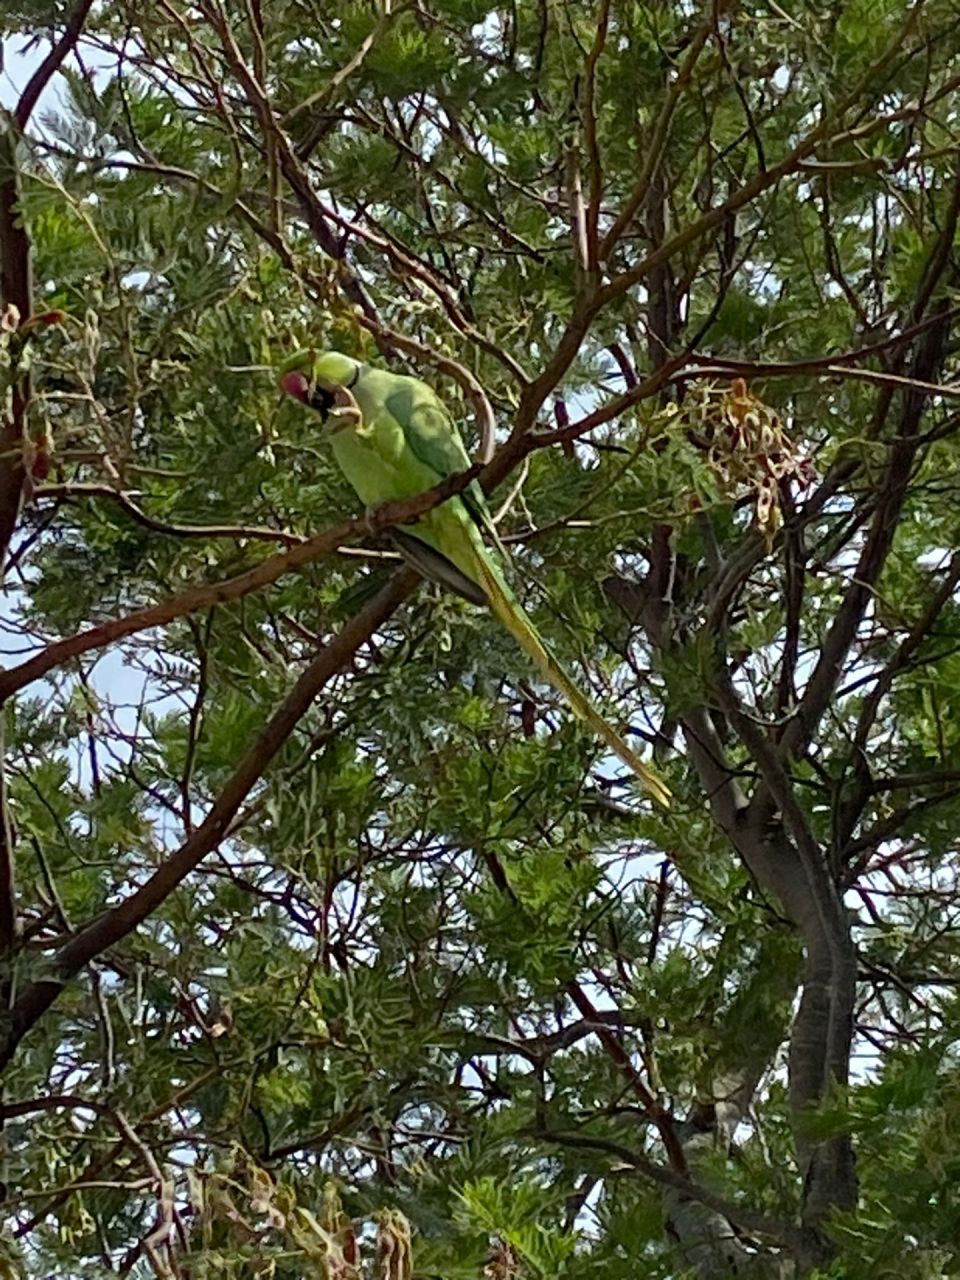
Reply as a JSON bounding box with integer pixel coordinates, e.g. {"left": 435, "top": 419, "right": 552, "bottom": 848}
{"left": 384, "top": 380, "right": 493, "bottom": 532}
{"left": 389, "top": 529, "right": 488, "bottom": 606}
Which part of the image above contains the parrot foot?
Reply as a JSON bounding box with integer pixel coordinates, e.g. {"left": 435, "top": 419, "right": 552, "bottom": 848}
{"left": 325, "top": 386, "right": 363, "bottom": 434}
{"left": 364, "top": 506, "right": 385, "bottom": 537}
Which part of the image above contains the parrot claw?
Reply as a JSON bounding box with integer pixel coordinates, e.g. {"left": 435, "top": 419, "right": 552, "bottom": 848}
{"left": 327, "top": 407, "right": 362, "bottom": 433}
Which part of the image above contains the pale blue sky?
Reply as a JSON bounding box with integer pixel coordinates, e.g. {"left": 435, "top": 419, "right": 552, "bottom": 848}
{"left": 2, "top": 33, "right": 51, "bottom": 110}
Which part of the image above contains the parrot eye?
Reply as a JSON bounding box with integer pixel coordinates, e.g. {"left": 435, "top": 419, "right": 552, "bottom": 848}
{"left": 309, "top": 384, "right": 337, "bottom": 417}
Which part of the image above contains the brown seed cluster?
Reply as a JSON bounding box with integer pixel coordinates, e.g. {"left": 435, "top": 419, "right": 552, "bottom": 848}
{"left": 665, "top": 377, "right": 815, "bottom": 543}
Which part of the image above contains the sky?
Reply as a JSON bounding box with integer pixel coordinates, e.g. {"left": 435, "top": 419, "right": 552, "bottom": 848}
{"left": 1, "top": 26, "right": 118, "bottom": 110}
{"left": 2, "top": 32, "right": 53, "bottom": 110}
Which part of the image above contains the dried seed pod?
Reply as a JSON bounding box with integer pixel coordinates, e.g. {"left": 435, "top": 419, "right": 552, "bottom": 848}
{"left": 664, "top": 378, "right": 814, "bottom": 543}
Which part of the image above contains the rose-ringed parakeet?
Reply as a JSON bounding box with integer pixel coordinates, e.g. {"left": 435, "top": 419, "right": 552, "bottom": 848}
{"left": 280, "top": 350, "right": 671, "bottom": 807}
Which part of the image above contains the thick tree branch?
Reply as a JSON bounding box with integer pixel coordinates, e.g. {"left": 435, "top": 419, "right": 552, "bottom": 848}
{"left": 0, "top": 463, "right": 480, "bottom": 704}
{"left": 0, "top": 117, "right": 34, "bottom": 573}
{"left": 13, "top": 0, "right": 97, "bottom": 130}
{"left": 711, "top": 668, "right": 858, "bottom": 1227}
{"left": 535, "top": 1128, "right": 819, "bottom": 1266}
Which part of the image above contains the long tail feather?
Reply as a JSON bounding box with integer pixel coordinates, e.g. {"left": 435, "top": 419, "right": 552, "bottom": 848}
{"left": 469, "top": 549, "right": 672, "bottom": 808}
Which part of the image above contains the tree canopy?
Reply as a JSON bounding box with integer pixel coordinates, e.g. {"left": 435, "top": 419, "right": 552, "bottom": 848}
{"left": 2, "top": 1, "right": 960, "bottom": 1276}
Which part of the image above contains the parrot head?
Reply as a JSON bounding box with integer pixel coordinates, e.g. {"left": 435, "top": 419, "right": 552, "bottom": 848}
{"left": 278, "top": 349, "right": 361, "bottom": 420}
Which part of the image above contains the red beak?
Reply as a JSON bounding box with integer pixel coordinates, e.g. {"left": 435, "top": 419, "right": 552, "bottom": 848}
{"left": 280, "top": 370, "right": 310, "bottom": 402}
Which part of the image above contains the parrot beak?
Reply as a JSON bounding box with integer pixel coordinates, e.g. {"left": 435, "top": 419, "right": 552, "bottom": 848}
{"left": 279, "top": 370, "right": 310, "bottom": 402}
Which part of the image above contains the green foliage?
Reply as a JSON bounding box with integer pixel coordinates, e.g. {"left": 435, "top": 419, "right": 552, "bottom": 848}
{"left": 3, "top": 1, "right": 960, "bottom": 1278}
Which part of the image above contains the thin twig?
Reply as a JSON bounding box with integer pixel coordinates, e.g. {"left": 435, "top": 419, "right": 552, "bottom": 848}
{"left": 32, "top": 482, "right": 306, "bottom": 545}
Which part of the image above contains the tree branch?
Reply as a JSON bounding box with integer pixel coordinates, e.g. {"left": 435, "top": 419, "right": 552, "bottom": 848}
{"left": 581, "top": 0, "right": 611, "bottom": 271}
{"left": 711, "top": 667, "right": 858, "bottom": 1227}
{"left": 1, "top": 0, "right": 96, "bottom": 571}
{"left": 0, "top": 720, "right": 16, "bottom": 957}
{"left": 0, "top": 116, "right": 34, "bottom": 573}
{"left": 564, "top": 978, "right": 687, "bottom": 1172}
{"left": 0, "top": 463, "right": 480, "bottom": 705}
{"left": 13, "top": 0, "right": 97, "bottom": 130}
{"left": 32, "top": 482, "right": 306, "bottom": 545}
{"left": 534, "top": 1127, "right": 817, "bottom": 1264}
{"left": 0, "top": 569, "right": 418, "bottom": 1069}
{"left": 599, "top": 65, "right": 960, "bottom": 310}
{"left": 598, "top": 9, "right": 714, "bottom": 262}
{"left": 780, "top": 303, "right": 953, "bottom": 760}
{"left": 835, "top": 549, "right": 960, "bottom": 853}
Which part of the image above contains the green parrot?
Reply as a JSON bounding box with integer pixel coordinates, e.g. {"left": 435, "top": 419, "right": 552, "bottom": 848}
{"left": 279, "top": 350, "right": 671, "bottom": 807}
